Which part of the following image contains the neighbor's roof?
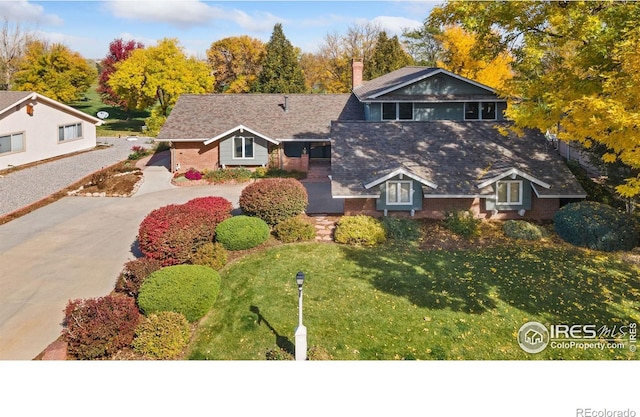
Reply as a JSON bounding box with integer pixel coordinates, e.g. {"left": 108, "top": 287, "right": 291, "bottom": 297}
{"left": 0, "top": 91, "right": 102, "bottom": 125}
{"left": 353, "top": 67, "right": 501, "bottom": 102}
{"left": 330, "top": 121, "right": 586, "bottom": 199}
{"left": 157, "top": 93, "right": 364, "bottom": 142}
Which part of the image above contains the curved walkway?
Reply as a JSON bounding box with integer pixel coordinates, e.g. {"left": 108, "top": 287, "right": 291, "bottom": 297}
{"left": 0, "top": 151, "right": 246, "bottom": 360}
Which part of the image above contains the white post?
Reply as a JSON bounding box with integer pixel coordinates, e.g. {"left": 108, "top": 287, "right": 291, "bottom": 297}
{"left": 295, "top": 286, "right": 307, "bottom": 361}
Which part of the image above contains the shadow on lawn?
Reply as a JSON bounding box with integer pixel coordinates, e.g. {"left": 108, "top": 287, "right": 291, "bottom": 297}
{"left": 250, "top": 305, "right": 295, "bottom": 355}
{"left": 340, "top": 244, "right": 640, "bottom": 324}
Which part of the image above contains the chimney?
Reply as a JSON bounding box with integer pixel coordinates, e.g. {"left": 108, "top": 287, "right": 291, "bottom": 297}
{"left": 352, "top": 58, "right": 363, "bottom": 89}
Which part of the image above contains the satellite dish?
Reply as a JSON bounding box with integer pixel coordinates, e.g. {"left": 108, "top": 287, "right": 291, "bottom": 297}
{"left": 96, "top": 111, "right": 109, "bottom": 120}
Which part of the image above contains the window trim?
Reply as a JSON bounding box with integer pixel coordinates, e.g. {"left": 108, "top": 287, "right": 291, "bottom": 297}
{"left": 58, "top": 122, "right": 83, "bottom": 142}
{"left": 386, "top": 180, "right": 413, "bottom": 205}
{"left": 0, "top": 131, "right": 25, "bottom": 155}
{"left": 464, "top": 101, "right": 498, "bottom": 121}
{"left": 232, "top": 136, "right": 255, "bottom": 160}
{"left": 381, "top": 102, "right": 414, "bottom": 121}
{"left": 496, "top": 180, "right": 523, "bottom": 205}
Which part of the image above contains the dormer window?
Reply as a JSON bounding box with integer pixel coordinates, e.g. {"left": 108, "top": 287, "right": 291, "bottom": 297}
{"left": 464, "top": 102, "right": 497, "bottom": 121}
{"left": 382, "top": 102, "right": 413, "bottom": 121}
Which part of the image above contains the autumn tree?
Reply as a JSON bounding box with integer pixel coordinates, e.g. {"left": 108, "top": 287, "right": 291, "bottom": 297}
{"left": 402, "top": 23, "right": 442, "bottom": 66}
{"left": 364, "top": 31, "right": 414, "bottom": 80}
{"left": 0, "top": 18, "right": 36, "bottom": 90}
{"left": 98, "top": 38, "right": 144, "bottom": 107}
{"left": 253, "top": 24, "right": 305, "bottom": 93}
{"left": 12, "top": 40, "right": 96, "bottom": 102}
{"left": 108, "top": 38, "right": 213, "bottom": 116}
{"left": 206, "top": 35, "right": 265, "bottom": 93}
{"left": 435, "top": 25, "right": 512, "bottom": 90}
{"left": 430, "top": 1, "right": 640, "bottom": 203}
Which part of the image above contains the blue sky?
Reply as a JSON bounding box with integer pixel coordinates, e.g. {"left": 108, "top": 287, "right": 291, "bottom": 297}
{"left": 0, "top": 0, "right": 438, "bottom": 59}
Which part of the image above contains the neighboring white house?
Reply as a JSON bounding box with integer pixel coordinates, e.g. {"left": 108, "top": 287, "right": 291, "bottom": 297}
{"left": 0, "top": 91, "right": 102, "bottom": 170}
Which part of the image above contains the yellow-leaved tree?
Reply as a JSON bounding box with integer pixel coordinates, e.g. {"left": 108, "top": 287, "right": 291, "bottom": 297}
{"left": 435, "top": 25, "right": 513, "bottom": 91}
{"left": 430, "top": 1, "right": 640, "bottom": 204}
{"left": 109, "top": 38, "right": 214, "bottom": 116}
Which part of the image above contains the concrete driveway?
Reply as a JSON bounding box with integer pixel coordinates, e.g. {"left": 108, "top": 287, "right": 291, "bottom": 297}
{"left": 0, "top": 156, "right": 246, "bottom": 360}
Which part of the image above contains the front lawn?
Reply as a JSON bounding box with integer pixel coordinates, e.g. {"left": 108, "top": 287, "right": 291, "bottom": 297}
{"left": 187, "top": 242, "right": 640, "bottom": 360}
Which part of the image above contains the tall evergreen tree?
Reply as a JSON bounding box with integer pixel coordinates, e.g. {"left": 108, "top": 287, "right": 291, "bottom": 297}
{"left": 253, "top": 23, "right": 306, "bottom": 93}
{"left": 364, "top": 32, "right": 414, "bottom": 80}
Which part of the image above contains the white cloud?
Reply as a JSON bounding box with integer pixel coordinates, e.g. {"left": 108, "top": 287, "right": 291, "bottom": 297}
{"left": 228, "top": 9, "right": 283, "bottom": 32}
{"left": 106, "top": 0, "right": 223, "bottom": 27}
{"left": 0, "top": 0, "right": 63, "bottom": 25}
{"left": 371, "top": 16, "right": 423, "bottom": 37}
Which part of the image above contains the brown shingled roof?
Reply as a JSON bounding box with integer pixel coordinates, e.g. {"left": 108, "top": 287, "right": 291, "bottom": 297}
{"left": 0, "top": 91, "right": 32, "bottom": 113}
{"left": 330, "top": 121, "right": 586, "bottom": 198}
{"left": 157, "top": 93, "right": 363, "bottom": 141}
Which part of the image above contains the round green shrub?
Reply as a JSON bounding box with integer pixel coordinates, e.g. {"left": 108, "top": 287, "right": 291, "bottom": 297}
{"left": 191, "top": 242, "right": 228, "bottom": 270}
{"left": 132, "top": 311, "right": 191, "bottom": 359}
{"left": 239, "top": 178, "right": 308, "bottom": 225}
{"left": 503, "top": 220, "right": 545, "bottom": 241}
{"left": 442, "top": 210, "right": 480, "bottom": 238}
{"left": 215, "top": 215, "right": 270, "bottom": 250}
{"left": 273, "top": 215, "right": 316, "bottom": 243}
{"left": 334, "top": 215, "right": 386, "bottom": 246}
{"left": 381, "top": 217, "right": 421, "bottom": 241}
{"left": 554, "top": 201, "right": 638, "bottom": 252}
{"left": 138, "top": 265, "right": 221, "bottom": 322}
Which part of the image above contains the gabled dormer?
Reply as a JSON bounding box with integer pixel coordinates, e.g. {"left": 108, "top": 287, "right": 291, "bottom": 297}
{"left": 352, "top": 64, "right": 507, "bottom": 122}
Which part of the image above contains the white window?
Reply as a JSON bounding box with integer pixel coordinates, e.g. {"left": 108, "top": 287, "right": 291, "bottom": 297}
{"left": 233, "top": 136, "right": 254, "bottom": 159}
{"left": 387, "top": 181, "right": 413, "bottom": 205}
{"left": 496, "top": 181, "right": 523, "bottom": 205}
{"left": 382, "top": 103, "right": 413, "bottom": 120}
{"left": 58, "top": 123, "right": 83, "bottom": 142}
{"left": 464, "top": 102, "right": 498, "bottom": 120}
{"left": 0, "top": 132, "right": 24, "bottom": 155}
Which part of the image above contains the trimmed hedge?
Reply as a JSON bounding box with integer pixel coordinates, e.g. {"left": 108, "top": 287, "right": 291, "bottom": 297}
{"left": 138, "top": 265, "right": 221, "bottom": 323}
{"left": 215, "top": 215, "right": 270, "bottom": 250}
{"left": 334, "top": 215, "right": 386, "bottom": 246}
{"left": 132, "top": 311, "right": 191, "bottom": 359}
{"left": 503, "top": 220, "right": 545, "bottom": 241}
{"left": 191, "top": 242, "right": 228, "bottom": 270}
{"left": 115, "top": 257, "right": 163, "bottom": 297}
{"left": 554, "top": 201, "right": 638, "bottom": 252}
{"left": 62, "top": 295, "right": 141, "bottom": 360}
{"left": 239, "top": 178, "right": 308, "bottom": 225}
{"left": 137, "top": 196, "right": 232, "bottom": 266}
{"left": 273, "top": 215, "right": 316, "bottom": 243}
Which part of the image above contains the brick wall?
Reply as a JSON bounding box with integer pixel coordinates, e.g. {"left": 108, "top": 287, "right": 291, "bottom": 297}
{"left": 172, "top": 142, "right": 219, "bottom": 173}
{"left": 344, "top": 195, "right": 561, "bottom": 220}
{"left": 281, "top": 153, "right": 309, "bottom": 172}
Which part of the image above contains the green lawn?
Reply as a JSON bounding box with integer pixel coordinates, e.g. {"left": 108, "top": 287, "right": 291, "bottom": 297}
{"left": 187, "top": 242, "right": 640, "bottom": 360}
{"left": 69, "top": 84, "right": 150, "bottom": 137}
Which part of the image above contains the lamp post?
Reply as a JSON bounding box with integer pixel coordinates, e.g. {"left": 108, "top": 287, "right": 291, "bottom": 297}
{"left": 294, "top": 271, "right": 307, "bottom": 361}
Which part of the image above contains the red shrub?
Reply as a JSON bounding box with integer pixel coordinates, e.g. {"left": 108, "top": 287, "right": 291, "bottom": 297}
{"left": 185, "top": 168, "right": 202, "bottom": 181}
{"left": 115, "top": 257, "right": 163, "bottom": 297}
{"left": 239, "top": 178, "right": 308, "bottom": 225}
{"left": 137, "top": 197, "right": 232, "bottom": 266}
{"left": 62, "top": 295, "right": 140, "bottom": 360}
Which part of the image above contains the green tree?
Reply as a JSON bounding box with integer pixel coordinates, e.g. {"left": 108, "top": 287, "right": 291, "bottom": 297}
{"left": 108, "top": 38, "right": 214, "bottom": 116}
{"left": 402, "top": 23, "right": 442, "bottom": 66}
{"left": 253, "top": 24, "right": 306, "bottom": 93}
{"left": 12, "top": 40, "right": 96, "bottom": 102}
{"left": 430, "top": 1, "right": 640, "bottom": 202}
{"left": 364, "top": 31, "right": 414, "bottom": 80}
{"left": 206, "top": 35, "right": 265, "bottom": 93}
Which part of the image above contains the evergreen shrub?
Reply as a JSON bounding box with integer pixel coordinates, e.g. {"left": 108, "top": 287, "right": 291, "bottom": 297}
{"left": 273, "top": 215, "right": 316, "bottom": 243}
{"left": 554, "top": 201, "right": 638, "bottom": 251}
{"left": 191, "top": 242, "right": 228, "bottom": 270}
{"left": 215, "top": 215, "right": 270, "bottom": 250}
{"left": 381, "top": 217, "right": 421, "bottom": 241}
{"left": 132, "top": 311, "right": 191, "bottom": 359}
{"left": 334, "top": 215, "right": 386, "bottom": 246}
{"left": 503, "top": 220, "right": 545, "bottom": 241}
{"left": 442, "top": 210, "right": 480, "bottom": 238}
{"left": 137, "top": 265, "right": 221, "bottom": 323}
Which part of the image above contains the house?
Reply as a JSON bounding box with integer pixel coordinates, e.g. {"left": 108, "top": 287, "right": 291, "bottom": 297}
{"left": 0, "top": 91, "right": 102, "bottom": 170}
{"left": 157, "top": 62, "right": 586, "bottom": 220}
